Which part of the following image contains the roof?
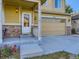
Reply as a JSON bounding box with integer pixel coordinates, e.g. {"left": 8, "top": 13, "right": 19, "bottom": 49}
{"left": 72, "top": 14, "right": 79, "bottom": 20}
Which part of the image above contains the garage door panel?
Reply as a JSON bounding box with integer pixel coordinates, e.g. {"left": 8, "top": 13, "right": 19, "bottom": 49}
{"left": 42, "top": 18, "right": 66, "bottom": 36}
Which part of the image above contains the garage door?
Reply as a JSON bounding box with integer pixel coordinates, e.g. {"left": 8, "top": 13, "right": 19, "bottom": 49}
{"left": 42, "top": 17, "right": 66, "bottom": 36}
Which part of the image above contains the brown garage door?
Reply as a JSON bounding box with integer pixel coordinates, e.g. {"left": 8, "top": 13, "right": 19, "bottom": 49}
{"left": 42, "top": 18, "right": 66, "bottom": 36}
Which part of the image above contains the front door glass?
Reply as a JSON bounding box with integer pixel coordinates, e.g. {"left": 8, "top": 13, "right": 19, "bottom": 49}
{"left": 22, "top": 13, "right": 31, "bottom": 34}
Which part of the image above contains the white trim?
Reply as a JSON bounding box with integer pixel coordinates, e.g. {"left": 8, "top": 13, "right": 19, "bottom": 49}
{"left": 32, "top": 9, "right": 35, "bottom": 26}
{"left": 0, "top": 0, "right": 3, "bottom": 43}
{"left": 38, "top": 2, "right": 41, "bottom": 40}
{"left": 22, "top": 12, "right": 32, "bottom": 34}
{"left": 19, "top": 7, "right": 21, "bottom": 25}
{"left": 2, "top": 2, "right": 5, "bottom": 24}
{"left": 3, "top": 23, "right": 21, "bottom": 25}
{"left": 42, "top": 16, "right": 67, "bottom": 19}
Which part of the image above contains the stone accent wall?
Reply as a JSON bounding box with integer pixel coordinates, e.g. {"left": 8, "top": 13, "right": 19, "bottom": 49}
{"left": 3, "top": 25, "right": 21, "bottom": 38}
{"left": 66, "top": 26, "right": 71, "bottom": 35}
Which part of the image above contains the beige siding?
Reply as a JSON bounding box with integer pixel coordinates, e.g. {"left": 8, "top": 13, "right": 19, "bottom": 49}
{"left": 4, "top": 5, "right": 19, "bottom": 24}
{"left": 4, "top": 5, "right": 33, "bottom": 25}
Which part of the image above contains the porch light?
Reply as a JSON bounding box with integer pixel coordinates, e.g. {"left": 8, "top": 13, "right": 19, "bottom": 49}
{"left": 16, "top": 7, "right": 19, "bottom": 13}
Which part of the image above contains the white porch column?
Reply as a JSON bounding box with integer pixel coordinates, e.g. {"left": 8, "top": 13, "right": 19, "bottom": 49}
{"left": 38, "top": 2, "right": 41, "bottom": 40}
{"left": 0, "top": 0, "right": 3, "bottom": 43}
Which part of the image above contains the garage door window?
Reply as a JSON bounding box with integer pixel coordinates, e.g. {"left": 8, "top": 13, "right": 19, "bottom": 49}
{"left": 42, "top": 18, "right": 65, "bottom": 23}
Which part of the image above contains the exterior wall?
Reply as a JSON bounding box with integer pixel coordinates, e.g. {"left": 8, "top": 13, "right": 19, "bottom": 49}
{"left": 4, "top": 5, "right": 33, "bottom": 25}
{"left": 4, "top": 5, "right": 19, "bottom": 24}
{"left": 42, "top": 0, "right": 65, "bottom": 13}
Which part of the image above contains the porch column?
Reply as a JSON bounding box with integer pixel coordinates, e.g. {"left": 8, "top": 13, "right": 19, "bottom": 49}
{"left": 38, "top": 2, "right": 41, "bottom": 40}
{"left": 0, "top": 0, "right": 3, "bottom": 43}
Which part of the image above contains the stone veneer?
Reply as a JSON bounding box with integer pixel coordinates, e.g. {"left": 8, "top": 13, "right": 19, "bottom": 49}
{"left": 66, "top": 26, "right": 71, "bottom": 35}
{"left": 3, "top": 25, "right": 21, "bottom": 38}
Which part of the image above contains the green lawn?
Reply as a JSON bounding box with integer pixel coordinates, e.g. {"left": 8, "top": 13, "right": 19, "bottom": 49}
{"left": 27, "top": 51, "right": 71, "bottom": 59}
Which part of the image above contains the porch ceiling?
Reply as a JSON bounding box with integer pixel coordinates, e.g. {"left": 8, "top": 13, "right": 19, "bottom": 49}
{"left": 3, "top": 0, "right": 38, "bottom": 8}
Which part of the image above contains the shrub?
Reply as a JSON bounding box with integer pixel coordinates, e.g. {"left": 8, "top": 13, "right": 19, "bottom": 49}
{"left": 71, "top": 28, "right": 76, "bottom": 34}
{"left": 1, "top": 47, "right": 12, "bottom": 58}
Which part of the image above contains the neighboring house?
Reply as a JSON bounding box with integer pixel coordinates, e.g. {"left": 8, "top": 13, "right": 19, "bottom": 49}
{"left": 0, "top": 0, "right": 71, "bottom": 43}
{"left": 72, "top": 14, "right": 79, "bottom": 34}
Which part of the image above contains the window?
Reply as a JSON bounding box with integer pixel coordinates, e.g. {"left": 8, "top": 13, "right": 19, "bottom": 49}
{"left": 55, "top": 0, "right": 61, "bottom": 8}
{"left": 43, "top": 0, "right": 48, "bottom": 7}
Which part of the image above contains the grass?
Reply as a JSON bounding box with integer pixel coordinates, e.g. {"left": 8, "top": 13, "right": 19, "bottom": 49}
{"left": 27, "top": 51, "right": 71, "bottom": 59}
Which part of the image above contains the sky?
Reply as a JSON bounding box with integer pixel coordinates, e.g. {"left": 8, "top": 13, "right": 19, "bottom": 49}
{"left": 66, "top": 0, "right": 79, "bottom": 12}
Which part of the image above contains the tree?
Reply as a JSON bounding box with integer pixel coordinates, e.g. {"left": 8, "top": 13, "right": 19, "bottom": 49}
{"left": 41, "top": 0, "right": 46, "bottom": 5}
{"left": 65, "top": 5, "right": 73, "bottom": 13}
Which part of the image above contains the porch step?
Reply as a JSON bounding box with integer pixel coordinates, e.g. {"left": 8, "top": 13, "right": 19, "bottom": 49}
{"left": 20, "top": 34, "right": 33, "bottom": 38}
{"left": 20, "top": 43, "right": 43, "bottom": 59}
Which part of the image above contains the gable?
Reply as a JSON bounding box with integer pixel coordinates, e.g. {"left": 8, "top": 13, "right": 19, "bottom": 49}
{"left": 42, "top": 0, "right": 65, "bottom": 13}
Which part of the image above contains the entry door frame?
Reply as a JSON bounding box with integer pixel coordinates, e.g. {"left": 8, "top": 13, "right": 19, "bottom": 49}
{"left": 22, "top": 12, "right": 32, "bottom": 34}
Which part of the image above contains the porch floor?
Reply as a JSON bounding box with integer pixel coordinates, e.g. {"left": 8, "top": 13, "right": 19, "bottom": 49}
{"left": 3, "top": 37, "right": 38, "bottom": 45}
{"left": 2, "top": 35, "right": 79, "bottom": 58}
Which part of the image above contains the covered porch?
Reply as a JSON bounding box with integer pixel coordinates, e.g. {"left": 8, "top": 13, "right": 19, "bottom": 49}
{"left": 0, "top": 0, "right": 42, "bottom": 43}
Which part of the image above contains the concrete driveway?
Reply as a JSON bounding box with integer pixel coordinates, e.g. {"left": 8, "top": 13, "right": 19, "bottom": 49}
{"left": 40, "top": 35, "right": 79, "bottom": 55}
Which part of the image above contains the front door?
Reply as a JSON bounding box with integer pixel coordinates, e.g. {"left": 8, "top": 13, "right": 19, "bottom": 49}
{"left": 22, "top": 13, "right": 31, "bottom": 34}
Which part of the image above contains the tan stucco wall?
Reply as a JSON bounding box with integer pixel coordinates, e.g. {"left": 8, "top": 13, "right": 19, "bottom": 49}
{"left": 42, "top": 0, "right": 65, "bottom": 13}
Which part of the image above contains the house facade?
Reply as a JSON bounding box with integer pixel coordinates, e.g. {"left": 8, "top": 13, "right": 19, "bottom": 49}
{"left": 0, "top": 0, "right": 71, "bottom": 43}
